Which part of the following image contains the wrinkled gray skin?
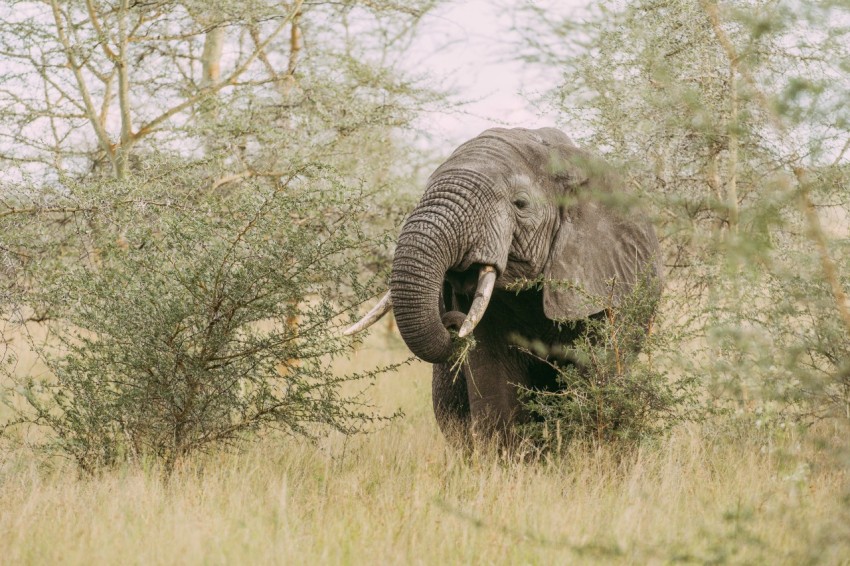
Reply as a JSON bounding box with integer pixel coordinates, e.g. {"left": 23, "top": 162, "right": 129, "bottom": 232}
{"left": 389, "top": 127, "right": 662, "bottom": 444}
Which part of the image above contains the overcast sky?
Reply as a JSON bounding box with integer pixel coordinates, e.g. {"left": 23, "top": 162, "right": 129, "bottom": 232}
{"left": 408, "top": 0, "right": 590, "bottom": 148}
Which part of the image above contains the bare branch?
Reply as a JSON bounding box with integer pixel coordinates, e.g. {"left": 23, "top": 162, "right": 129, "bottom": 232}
{"left": 0, "top": 206, "right": 95, "bottom": 219}
{"left": 115, "top": 0, "right": 133, "bottom": 178}
{"left": 130, "top": 9, "right": 298, "bottom": 144}
{"left": 49, "top": 0, "right": 117, "bottom": 173}
{"left": 85, "top": 0, "right": 118, "bottom": 62}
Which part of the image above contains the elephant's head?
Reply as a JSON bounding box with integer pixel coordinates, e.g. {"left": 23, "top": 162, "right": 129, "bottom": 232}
{"left": 346, "top": 127, "right": 661, "bottom": 363}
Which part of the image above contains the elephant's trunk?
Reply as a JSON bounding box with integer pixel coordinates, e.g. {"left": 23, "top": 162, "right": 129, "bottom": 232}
{"left": 390, "top": 197, "right": 467, "bottom": 364}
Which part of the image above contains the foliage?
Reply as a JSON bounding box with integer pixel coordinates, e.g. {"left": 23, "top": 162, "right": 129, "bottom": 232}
{"left": 0, "top": 0, "right": 443, "bottom": 473}
{"left": 516, "top": 0, "right": 850, "bottom": 425}
{"left": 2, "top": 163, "right": 407, "bottom": 473}
{"left": 0, "top": 0, "right": 440, "bottom": 182}
{"left": 515, "top": 275, "right": 697, "bottom": 449}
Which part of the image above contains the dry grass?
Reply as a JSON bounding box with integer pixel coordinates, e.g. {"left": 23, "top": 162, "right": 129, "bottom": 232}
{"left": 1, "top": 325, "right": 849, "bottom": 565}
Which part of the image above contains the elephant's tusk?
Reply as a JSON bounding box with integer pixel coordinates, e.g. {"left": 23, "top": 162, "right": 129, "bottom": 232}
{"left": 458, "top": 266, "right": 497, "bottom": 338}
{"left": 343, "top": 291, "right": 393, "bottom": 336}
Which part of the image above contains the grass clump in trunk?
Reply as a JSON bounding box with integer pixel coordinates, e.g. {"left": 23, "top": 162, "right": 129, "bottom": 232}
{"left": 448, "top": 330, "right": 477, "bottom": 383}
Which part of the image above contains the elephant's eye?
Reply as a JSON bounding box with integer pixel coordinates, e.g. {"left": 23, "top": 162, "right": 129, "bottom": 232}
{"left": 513, "top": 198, "right": 529, "bottom": 210}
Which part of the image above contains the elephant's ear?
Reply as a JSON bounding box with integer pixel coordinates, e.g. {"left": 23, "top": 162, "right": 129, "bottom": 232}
{"left": 542, "top": 155, "right": 662, "bottom": 321}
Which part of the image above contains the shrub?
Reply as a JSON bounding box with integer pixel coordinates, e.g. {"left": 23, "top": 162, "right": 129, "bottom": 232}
{"left": 2, "top": 163, "right": 400, "bottom": 474}
{"left": 517, "top": 276, "right": 698, "bottom": 449}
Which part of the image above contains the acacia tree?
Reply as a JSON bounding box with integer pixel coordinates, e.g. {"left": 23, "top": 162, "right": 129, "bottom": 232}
{"left": 0, "top": 0, "right": 436, "bottom": 180}
{"left": 0, "top": 0, "right": 440, "bottom": 473}
{"left": 516, "top": 0, "right": 850, "bottom": 423}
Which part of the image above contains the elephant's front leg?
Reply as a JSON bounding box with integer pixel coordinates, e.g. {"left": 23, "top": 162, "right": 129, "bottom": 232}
{"left": 464, "top": 344, "right": 530, "bottom": 445}
{"left": 432, "top": 362, "right": 471, "bottom": 447}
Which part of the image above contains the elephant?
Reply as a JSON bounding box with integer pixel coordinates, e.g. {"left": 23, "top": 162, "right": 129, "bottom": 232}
{"left": 346, "top": 127, "right": 662, "bottom": 445}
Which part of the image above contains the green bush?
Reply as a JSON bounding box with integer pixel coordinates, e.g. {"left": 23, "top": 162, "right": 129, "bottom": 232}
{"left": 2, "top": 163, "right": 400, "bottom": 474}
{"left": 517, "top": 277, "right": 698, "bottom": 449}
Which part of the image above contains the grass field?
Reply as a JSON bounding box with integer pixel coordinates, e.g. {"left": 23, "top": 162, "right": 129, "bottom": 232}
{"left": 2, "top": 326, "right": 849, "bottom": 565}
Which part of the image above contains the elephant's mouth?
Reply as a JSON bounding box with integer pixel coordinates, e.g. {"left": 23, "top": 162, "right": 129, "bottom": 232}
{"left": 344, "top": 264, "right": 497, "bottom": 340}
{"left": 445, "top": 263, "right": 493, "bottom": 296}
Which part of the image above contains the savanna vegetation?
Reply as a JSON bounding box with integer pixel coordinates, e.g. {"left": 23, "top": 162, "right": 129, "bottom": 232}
{"left": 2, "top": 0, "right": 849, "bottom": 563}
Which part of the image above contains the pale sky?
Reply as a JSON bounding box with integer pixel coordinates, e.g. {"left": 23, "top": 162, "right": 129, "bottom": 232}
{"left": 409, "top": 0, "right": 590, "bottom": 148}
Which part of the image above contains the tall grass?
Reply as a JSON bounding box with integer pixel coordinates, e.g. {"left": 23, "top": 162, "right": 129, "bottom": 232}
{"left": 2, "top": 328, "right": 848, "bottom": 565}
